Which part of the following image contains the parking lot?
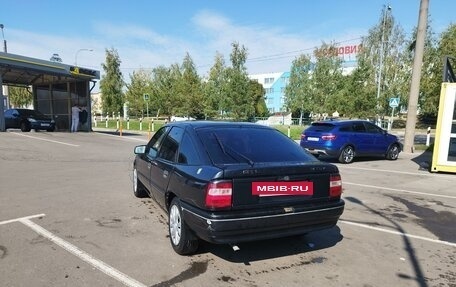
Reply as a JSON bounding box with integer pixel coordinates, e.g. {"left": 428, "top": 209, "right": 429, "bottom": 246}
{"left": 0, "top": 130, "right": 455, "bottom": 287}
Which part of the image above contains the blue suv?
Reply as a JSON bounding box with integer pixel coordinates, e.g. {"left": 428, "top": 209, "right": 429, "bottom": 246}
{"left": 300, "top": 120, "right": 402, "bottom": 163}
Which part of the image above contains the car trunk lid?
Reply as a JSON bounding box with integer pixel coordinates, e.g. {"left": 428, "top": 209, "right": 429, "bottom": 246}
{"left": 221, "top": 162, "right": 340, "bottom": 209}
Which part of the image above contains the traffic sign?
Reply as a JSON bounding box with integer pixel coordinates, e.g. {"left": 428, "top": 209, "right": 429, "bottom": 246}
{"left": 143, "top": 94, "right": 149, "bottom": 101}
{"left": 389, "top": 97, "right": 400, "bottom": 108}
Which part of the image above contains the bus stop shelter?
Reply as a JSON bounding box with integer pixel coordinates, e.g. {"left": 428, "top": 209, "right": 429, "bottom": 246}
{"left": 0, "top": 51, "right": 100, "bottom": 132}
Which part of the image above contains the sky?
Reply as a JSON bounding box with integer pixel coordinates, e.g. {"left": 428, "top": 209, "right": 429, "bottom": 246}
{"left": 1, "top": 0, "right": 455, "bottom": 90}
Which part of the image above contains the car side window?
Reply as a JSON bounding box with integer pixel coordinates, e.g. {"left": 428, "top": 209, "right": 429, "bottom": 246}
{"left": 146, "top": 126, "right": 169, "bottom": 159}
{"left": 365, "top": 122, "right": 382, "bottom": 134}
{"left": 158, "top": 127, "right": 184, "bottom": 162}
{"left": 4, "top": 110, "right": 13, "bottom": 117}
{"left": 178, "top": 132, "right": 201, "bottom": 165}
{"left": 352, "top": 123, "right": 366, "bottom": 132}
{"left": 339, "top": 124, "right": 353, "bottom": 132}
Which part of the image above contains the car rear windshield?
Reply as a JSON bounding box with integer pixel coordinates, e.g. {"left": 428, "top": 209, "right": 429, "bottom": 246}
{"left": 196, "top": 126, "right": 315, "bottom": 165}
{"left": 305, "top": 123, "right": 335, "bottom": 132}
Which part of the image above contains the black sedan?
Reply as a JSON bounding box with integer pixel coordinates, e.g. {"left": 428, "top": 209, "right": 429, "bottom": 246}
{"left": 133, "top": 121, "right": 344, "bottom": 255}
{"left": 4, "top": 108, "right": 55, "bottom": 132}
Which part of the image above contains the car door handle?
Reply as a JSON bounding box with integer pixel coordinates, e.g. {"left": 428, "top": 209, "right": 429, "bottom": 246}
{"left": 163, "top": 170, "right": 169, "bottom": 178}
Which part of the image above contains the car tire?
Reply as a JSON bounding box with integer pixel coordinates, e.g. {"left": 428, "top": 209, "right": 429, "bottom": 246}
{"left": 169, "top": 198, "right": 199, "bottom": 255}
{"left": 133, "top": 167, "right": 148, "bottom": 198}
{"left": 338, "top": 145, "right": 355, "bottom": 164}
{"left": 386, "top": 144, "right": 400, "bottom": 160}
{"left": 20, "top": 122, "right": 31, "bottom": 132}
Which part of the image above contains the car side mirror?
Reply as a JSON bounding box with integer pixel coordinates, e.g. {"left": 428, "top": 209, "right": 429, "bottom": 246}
{"left": 134, "top": 145, "right": 146, "bottom": 154}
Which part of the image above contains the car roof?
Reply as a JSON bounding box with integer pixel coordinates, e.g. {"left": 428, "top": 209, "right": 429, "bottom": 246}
{"left": 7, "top": 108, "right": 35, "bottom": 112}
{"left": 165, "top": 120, "right": 273, "bottom": 130}
{"left": 311, "top": 119, "right": 371, "bottom": 126}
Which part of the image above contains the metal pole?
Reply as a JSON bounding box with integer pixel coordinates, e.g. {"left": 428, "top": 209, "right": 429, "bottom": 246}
{"left": 146, "top": 102, "right": 149, "bottom": 119}
{"left": 0, "top": 24, "right": 7, "bottom": 53}
{"left": 376, "top": 6, "right": 391, "bottom": 122}
{"left": 0, "top": 74, "right": 4, "bottom": 131}
{"left": 0, "top": 24, "right": 7, "bottom": 132}
{"left": 403, "top": 0, "right": 429, "bottom": 153}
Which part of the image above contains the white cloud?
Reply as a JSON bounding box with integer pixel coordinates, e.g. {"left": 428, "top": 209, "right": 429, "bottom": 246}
{"left": 5, "top": 10, "right": 365, "bottom": 91}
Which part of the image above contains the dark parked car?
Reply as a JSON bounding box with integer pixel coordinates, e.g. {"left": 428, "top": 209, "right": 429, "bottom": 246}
{"left": 300, "top": 119, "right": 402, "bottom": 164}
{"left": 4, "top": 108, "right": 55, "bottom": 132}
{"left": 133, "top": 121, "right": 344, "bottom": 255}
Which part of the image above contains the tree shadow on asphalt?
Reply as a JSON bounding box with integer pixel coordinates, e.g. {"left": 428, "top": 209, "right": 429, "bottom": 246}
{"left": 344, "top": 196, "right": 429, "bottom": 287}
{"left": 196, "top": 226, "right": 343, "bottom": 264}
{"left": 410, "top": 151, "right": 433, "bottom": 172}
{"left": 94, "top": 130, "right": 147, "bottom": 138}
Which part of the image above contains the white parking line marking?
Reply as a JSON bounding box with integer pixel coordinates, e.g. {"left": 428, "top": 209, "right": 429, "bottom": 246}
{"left": 339, "top": 165, "right": 451, "bottom": 178}
{"left": 0, "top": 214, "right": 45, "bottom": 225}
{"left": 94, "top": 132, "right": 148, "bottom": 142}
{"left": 344, "top": 182, "right": 456, "bottom": 199}
{"left": 340, "top": 220, "right": 456, "bottom": 247}
{"left": 12, "top": 132, "right": 79, "bottom": 147}
{"left": 0, "top": 214, "right": 147, "bottom": 287}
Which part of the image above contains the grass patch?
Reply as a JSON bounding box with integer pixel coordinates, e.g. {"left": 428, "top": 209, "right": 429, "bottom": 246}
{"left": 414, "top": 143, "right": 434, "bottom": 152}
{"left": 94, "top": 120, "right": 307, "bottom": 140}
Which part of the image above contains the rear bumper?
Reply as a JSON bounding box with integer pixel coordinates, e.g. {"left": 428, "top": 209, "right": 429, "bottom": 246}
{"left": 181, "top": 200, "right": 345, "bottom": 244}
{"left": 304, "top": 146, "right": 340, "bottom": 157}
{"left": 30, "top": 122, "right": 55, "bottom": 130}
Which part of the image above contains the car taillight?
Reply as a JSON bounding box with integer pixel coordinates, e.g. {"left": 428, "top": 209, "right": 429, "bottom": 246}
{"left": 322, "top": 134, "right": 337, "bottom": 141}
{"left": 330, "top": 174, "right": 342, "bottom": 198}
{"left": 205, "top": 181, "right": 232, "bottom": 209}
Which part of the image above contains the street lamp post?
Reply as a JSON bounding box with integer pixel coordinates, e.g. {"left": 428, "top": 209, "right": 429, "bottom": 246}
{"left": 376, "top": 5, "right": 392, "bottom": 125}
{"left": 74, "top": 48, "right": 93, "bottom": 66}
{"left": 0, "top": 24, "right": 6, "bottom": 132}
{"left": 0, "top": 24, "right": 7, "bottom": 53}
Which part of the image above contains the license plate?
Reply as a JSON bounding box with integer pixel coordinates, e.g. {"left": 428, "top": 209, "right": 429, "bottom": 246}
{"left": 40, "top": 123, "right": 50, "bottom": 127}
{"left": 307, "top": 137, "right": 319, "bottom": 141}
{"left": 252, "top": 181, "right": 314, "bottom": 197}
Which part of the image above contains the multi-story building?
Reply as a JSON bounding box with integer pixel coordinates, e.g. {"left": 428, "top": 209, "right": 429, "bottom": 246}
{"left": 249, "top": 72, "right": 290, "bottom": 114}
{"left": 250, "top": 43, "right": 360, "bottom": 114}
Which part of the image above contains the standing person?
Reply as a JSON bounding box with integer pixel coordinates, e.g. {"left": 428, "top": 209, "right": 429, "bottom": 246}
{"left": 71, "top": 104, "right": 81, "bottom": 132}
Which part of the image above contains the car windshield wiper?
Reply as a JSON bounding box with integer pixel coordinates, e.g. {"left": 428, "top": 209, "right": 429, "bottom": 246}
{"left": 213, "top": 133, "right": 254, "bottom": 166}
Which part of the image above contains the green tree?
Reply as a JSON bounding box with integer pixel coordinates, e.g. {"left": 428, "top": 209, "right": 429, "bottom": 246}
{"left": 150, "top": 64, "right": 181, "bottom": 118}
{"left": 124, "top": 69, "right": 152, "bottom": 117}
{"left": 248, "top": 79, "right": 268, "bottom": 118}
{"left": 203, "top": 52, "right": 227, "bottom": 119}
{"left": 439, "top": 23, "right": 456, "bottom": 57}
{"left": 284, "top": 54, "right": 313, "bottom": 123}
{"left": 311, "top": 42, "right": 344, "bottom": 117}
{"left": 178, "top": 53, "right": 204, "bottom": 119}
{"left": 100, "top": 48, "right": 124, "bottom": 117}
{"left": 352, "top": 7, "right": 408, "bottom": 118}
{"left": 8, "top": 86, "right": 33, "bottom": 108}
{"left": 417, "top": 23, "right": 456, "bottom": 117}
{"left": 225, "top": 42, "right": 252, "bottom": 120}
{"left": 339, "top": 57, "right": 377, "bottom": 118}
